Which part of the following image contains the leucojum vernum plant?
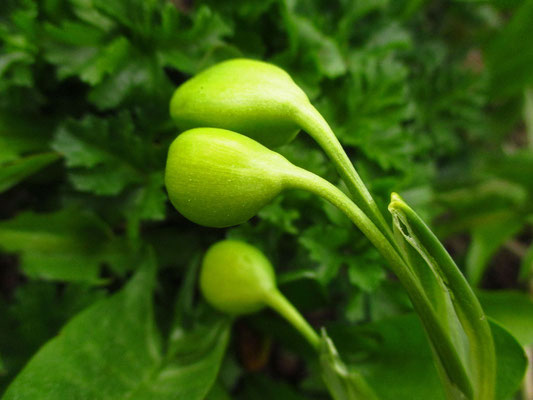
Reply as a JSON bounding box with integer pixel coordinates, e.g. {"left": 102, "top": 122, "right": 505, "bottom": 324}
{"left": 164, "top": 59, "right": 497, "bottom": 400}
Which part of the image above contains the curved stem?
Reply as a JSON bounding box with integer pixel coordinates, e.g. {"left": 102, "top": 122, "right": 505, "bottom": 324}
{"left": 285, "top": 167, "right": 474, "bottom": 399}
{"left": 264, "top": 288, "right": 321, "bottom": 351}
{"left": 293, "top": 104, "right": 396, "bottom": 248}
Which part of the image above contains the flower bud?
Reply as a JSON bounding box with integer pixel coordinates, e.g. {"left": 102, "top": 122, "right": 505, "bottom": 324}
{"left": 169, "top": 58, "right": 309, "bottom": 148}
{"left": 200, "top": 240, "right": 276, "bottom": 315}
{"left": 165, "top": 128, "right": 293, "bottom": 228}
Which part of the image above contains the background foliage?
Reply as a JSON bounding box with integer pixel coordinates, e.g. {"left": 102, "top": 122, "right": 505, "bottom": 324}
{"left": 1, "top": 0, "right": 533, "bottom": 398}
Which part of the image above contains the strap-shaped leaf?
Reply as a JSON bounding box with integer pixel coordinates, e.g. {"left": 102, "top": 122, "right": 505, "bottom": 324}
{"left": 388, "top": 193, "right": 496, "bottom": 400}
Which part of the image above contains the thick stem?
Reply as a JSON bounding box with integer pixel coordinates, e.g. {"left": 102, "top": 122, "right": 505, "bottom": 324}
{"left": 293, "top": 104, "right": 396, "bottom": 247}
{"left": 285, "top": 167, "right": 473, "bottom": 399}
{"left": 264, "top": 288, "right": 321, "bottom": 351}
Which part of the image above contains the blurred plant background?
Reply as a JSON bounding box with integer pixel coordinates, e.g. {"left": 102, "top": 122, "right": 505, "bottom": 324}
{"left": 1, "top": 0, "right": 532, "bottom": 399}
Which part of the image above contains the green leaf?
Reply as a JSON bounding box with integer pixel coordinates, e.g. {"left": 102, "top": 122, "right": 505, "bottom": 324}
{"left": 298, "top": 225, "right": 350, "bottom": 285}
{"left": 239, "top": 375, "right": 308, "bottom": 400}
{"left": 327, "top": 314, "right": 527, "bottom": 400}
{"left": 257, "top": 197, "right": 300, "bottom": 235}
{"left": 2, "top": 252, "right": 231, "bottom": 399}
{"left": 520, "top": 243, "right": 533, "bottom": 281}
{"left": 124, "top": 171, "right": 167, "bottom": 241}
{"left": 486, "top": 0, "right": 533, "bottom": 96}
{"left": 0, "top": 282, "right": 106, "bottom": 389}
{"left": 389, "top": 193, "right": 496, "bottom": 400}
{"left": 342, "top": 53, "right": 416, "bottom": 171}
{"left": 328, "top": 314, "right": 446, "bottom": 400}
{"left": 158, "top": 5, "right": 234, "bottom": 75}
{"left": 465, "top": 213, "right": 524, "bottom": 286}
{"left": 206, "top": 382, "right": 233, "bottom": 400}
{"left": 90, "top": 0, "right": 160, "bottom": 34}
{"left": 0, "top": 0, "right": 38, "bottom": 92}
{"left": 43, "top": 21, "right": 122, "bottom": 83}
{"left": 346, "top": 251, "right": 386, "bottom": 292}
{"left": 319, "top": 331, "right": 379, "bottom": 400}
{"left": 0, "top": 152, "right": 60, "bottom": 193}
{"left": 478, "top": 290, "right": 533, "bottom": 346}
{"left": 52, "top": 113, "right": 156, "bottom": 195}
{"left": 0, "top": 113, "right": 54, "bottom": 164}
{"left": 134, "top": 317, "right": 230, "bottom": 400}
{"left": 491, "top": 319, "right": 528, "bottom": 400}
{"left": 281, "top": 8, "right": 347, "bottom": 79}
{"left": 42, "top": 10, "right": 172, "bottom": 109}
{"left": 2, "top": 253, "right": 159, "bottom": 399}
{"left": 87, "top": 52, "right": 171, "bottom": 110}
{"left": 0, "top": 208, "right": 117, "bottom": 282}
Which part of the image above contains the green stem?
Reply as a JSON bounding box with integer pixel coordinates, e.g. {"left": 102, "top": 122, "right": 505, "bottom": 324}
{"left": 389, "top": 194, "right": 496, "bottom": 400}
{"left": 293, "top": 104, "right": 396, "bottom": 247}
{"left": 265, "top": 288, "right": 321, "bottom": 351}
{"left": 286, "top": 167, "right": 473, "bottom": 399}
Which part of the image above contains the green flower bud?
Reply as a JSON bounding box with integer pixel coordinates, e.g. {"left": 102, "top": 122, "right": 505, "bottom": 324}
{"left": 169, "top": 58, "right": 393, "bottom": 243}
{"left": 164, "top": 127, "right": 293, "bottom": 228}
{"left": 200, "top": 240, "right": 276, "bottom": 315}
{"left": 170, "top": 58, "right": 306, "bottom": 148}
{"left": 200, "top": 240, "right": 320, "bottom": 349}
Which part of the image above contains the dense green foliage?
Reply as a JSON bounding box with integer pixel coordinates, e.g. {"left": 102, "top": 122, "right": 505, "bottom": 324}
{"left": 1, "top": 0, "right": 533, "bottom": 399}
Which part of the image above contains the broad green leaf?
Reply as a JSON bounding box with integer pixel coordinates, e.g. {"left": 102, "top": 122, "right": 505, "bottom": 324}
{"left": 328, "top": 314, "right": 446, "bottom": 400}
{"left": 0, "top": 152, "right": 60, "bottom": 193}
{"left": 327, "top": 314, "right": 527, "bottom": 400}
{"left": 2, "top": 253, "right": 159, "bottom": 399}
{"left": 479, "top": 290, "right": 533, "bottom": 346}
{"left": 2, "top": 252, "right": 231, "bottom": 400}
{"left": 465, "top": 213, "right": 524, "bottom": 286}
{"left": 0, "top": 282, "right": 106, "bottom": 390}
{"left": 491, "top": 319, "right": 528, "bottom": 400}
{"left": 131, "top": 317, "right": 230, "bottom": 400}
{"left": 0, "top": 208, "right": 118, "bottom": 282}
